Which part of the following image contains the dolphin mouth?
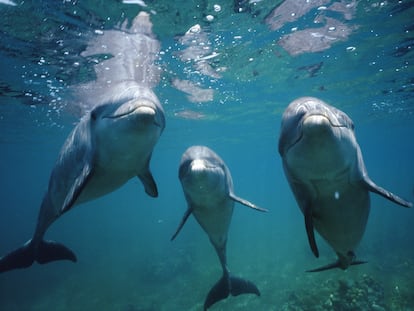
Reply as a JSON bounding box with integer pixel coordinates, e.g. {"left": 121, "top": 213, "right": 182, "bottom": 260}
{"left": 303, "top": 113, "right": 347, "bottom": 128}
{"left": 101, "top": 97, "right": 158, "bottom": 119}
{"left": 190, "top": 160, "right": 218, "bottom": 172}
{"left": 103, "top": 105, "right": 155, "bottom": 119}
{"left": 102, "top": 104, "right": 163, "bottom": 128}
{"left": 103, "top": 109, "right": 136, "bottom": 119}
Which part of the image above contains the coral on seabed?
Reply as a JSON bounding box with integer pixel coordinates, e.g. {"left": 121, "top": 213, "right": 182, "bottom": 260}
{"left": 281, "top": 274, "right": 388, "bottom": 311}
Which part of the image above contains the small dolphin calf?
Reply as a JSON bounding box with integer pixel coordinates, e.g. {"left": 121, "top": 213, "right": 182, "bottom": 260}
{"left": 278, "top": 97, "right": 412, "bottom": 272}
{"left": 0, "top": 12, "right": 165, "bottom": 273}
{"left": 171, "top": 146, "right": 266, "bottom": 310}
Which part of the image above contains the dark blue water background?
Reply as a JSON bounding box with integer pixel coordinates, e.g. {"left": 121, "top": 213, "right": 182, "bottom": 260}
{"left": 0, "top": 1, "right": 413, "bottom": 310}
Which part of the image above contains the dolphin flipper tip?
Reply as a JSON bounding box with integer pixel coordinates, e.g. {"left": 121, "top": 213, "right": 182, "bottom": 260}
{"left": 171, "top": 208, "right": 193, "bottom": 241}
{"left": 304, "top": 207, "right": 319, "bottom": 258}
{"left": 138, "top": 170, "right": 158, "bottom": 198}
{"left": 364, "top": 178, "right": 412, "bottom": 208}
{"left": 229, "top": 193, "right": 268, "bottom": 212}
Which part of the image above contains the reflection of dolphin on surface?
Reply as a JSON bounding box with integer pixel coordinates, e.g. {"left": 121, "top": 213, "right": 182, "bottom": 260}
{"left": 265, "top": 0, "right": 358, "bottom": 56}
{"left": 278, "top": 97, "right": 412, "bottom": 272}
{"left": 171, "top": 146, "right": 266, "bottom": 310}
{"left": 0, "top": 12, "right": 165, "bottom": 273}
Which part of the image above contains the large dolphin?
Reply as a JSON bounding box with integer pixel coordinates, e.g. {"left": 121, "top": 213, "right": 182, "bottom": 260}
{"left": 0, "top": 12, "right": 165, "bottom": 273}
{"left": 278, "top": 97, "right": 412, "bottom": 272}
{"left": 171, "top": 146, "right": 267, "bottom": 310}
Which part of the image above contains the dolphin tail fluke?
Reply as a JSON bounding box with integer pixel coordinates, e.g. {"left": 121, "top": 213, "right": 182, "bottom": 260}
{"left": 306, "top": 259, "right": 367, "bottom": 273}
{"left": 0, "top": 239, "right": 77, "bottom": 273}
{"left": 229, "top": 275, "right": 261, "bottom": 296}
{"left": 37, "top": 240, "right": 77, "bottom": 264}
{"left": 0, "top": 240, "right": 35, "bottom": 273}
{"left": 204, "top": 273, "right": 260, "bottom": 310}
{"left": 204, "top": 274, "right": 230, "bottom": 311}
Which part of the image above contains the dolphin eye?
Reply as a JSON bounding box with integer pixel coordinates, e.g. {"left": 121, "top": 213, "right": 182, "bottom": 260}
{"left": 337, "top": 113, "right": 354, "bottom": 129}
{"left": 90, "top": 106, "right": 104, "bottom": 121}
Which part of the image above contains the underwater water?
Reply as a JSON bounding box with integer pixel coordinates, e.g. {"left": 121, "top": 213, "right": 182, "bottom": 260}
{"left": 0, "top": 0, "right": 414, "bottom": 310}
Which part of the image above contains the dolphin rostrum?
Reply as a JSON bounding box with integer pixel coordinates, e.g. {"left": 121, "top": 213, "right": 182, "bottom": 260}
{"left": 278, "top": 97, "right": 412, "bottom": 272}
{"left": 171, "top": 145, "right": 267, "bottom": 310}
{"left": 0, "top": 12, "right": 165, "bottom": 273}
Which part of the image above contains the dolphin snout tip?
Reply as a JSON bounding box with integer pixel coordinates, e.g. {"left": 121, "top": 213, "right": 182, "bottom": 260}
{"left": 136, "top": 106, "right": 156, "bottom": 116}
{"left": 135, "top": 106, "right": 158, "bottom": 125}
{"left": 190, "top": 159, "right": 207, "bottom": 172}
{"left": 302, "top": 115, "right": 332, "bottom": 135}
{"left": 303, "top": 114, "right": 330, "bottom": 126}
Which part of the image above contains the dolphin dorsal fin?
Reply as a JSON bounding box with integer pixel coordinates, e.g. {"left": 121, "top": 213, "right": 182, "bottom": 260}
{"left": 229, "top": 193, "right": 268, "bottom": 212}
{"left": 171, "top": 208, "right": 193, "bottom": 241}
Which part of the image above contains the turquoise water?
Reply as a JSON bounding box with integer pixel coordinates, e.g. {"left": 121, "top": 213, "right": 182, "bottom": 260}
{"left": 0, "top": 1, "right": 413, "bottom": 310}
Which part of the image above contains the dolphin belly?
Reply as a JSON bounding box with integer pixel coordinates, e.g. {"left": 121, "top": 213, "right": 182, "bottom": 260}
{"left": 312, "top": 181, "right": 370, "bottom": 257}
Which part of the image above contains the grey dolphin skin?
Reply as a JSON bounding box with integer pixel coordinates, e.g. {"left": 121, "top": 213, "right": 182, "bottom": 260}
{"left": 278, "top": 97, "right": 412, "bottom": 272}
{"left": 171, "top": 146, "right": 267, "bottom": 310}
{"left": 0, "top": 12, "right": 165, "bottom": 273}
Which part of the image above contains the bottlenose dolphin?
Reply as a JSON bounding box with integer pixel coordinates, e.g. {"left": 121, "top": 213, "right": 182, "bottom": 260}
{"left": 278, "top": 97, "right": 412, "bottom": 272}
{"left": 171, "top": 146, "right": 267, "bottom": 310}
{"left": 0, "top": 12, "right": 165, "bottom": 273}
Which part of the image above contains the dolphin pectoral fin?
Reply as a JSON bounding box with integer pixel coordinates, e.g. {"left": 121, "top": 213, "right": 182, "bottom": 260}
{"left": 229, "top": 193, "right": 268, "bottom": 212}
{"left": 171, "top": 208, "right": 193, "bottom": 241}
{"left": 288, "top": 180, "right": 319, "bottom": 256}
{"left": 307, "top": 251, "right": 366, "bottom": 272}
{"left": 61, "top": 163, "right": 94, "bottom": 213}
{"left": 306, "top": 259, "right": 367, "bottom": 272}
{"left": 306, "top": 261, "right": 341, "bottom": 272}
{"left": 138, "top": 169, "right": 158, "bottom": 198}
{"left": 305, "top": 206, "right": 319, "bottom": 258}
{"left": 351, "top": 260, "right": 368, "bottom": 267}
{"left": 0, "top": 239, "right": 76, "bottom": 273}
{"left": 363, "top": 178, "right": 412, "bottom": 208}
